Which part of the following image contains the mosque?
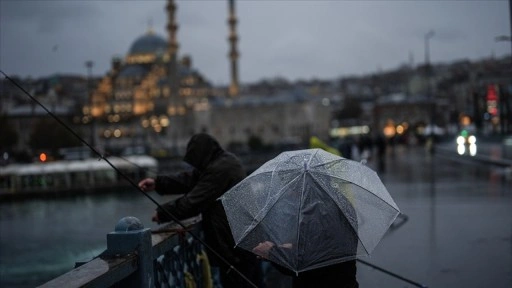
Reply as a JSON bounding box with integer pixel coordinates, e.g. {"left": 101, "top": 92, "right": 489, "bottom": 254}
{"left": 83, "top": 0, "right": 331, "bottom": 156}
{"left": 84, "top": 0, "right": 241, "bottom": 155}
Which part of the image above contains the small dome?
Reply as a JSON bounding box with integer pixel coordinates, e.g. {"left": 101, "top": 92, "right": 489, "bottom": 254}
{"left": 128, "top": 31, "right": 167, "bottom": 55}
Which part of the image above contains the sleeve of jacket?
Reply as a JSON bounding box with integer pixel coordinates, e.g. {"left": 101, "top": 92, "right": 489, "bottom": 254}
{"left": 154, "top": 168, "right": 199, "bottom": 195}
{"left": 156, "top": 168, "right": 223, "bottom": 222}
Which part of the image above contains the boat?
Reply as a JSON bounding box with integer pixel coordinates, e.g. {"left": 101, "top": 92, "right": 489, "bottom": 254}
{"left": 0, "top": 155, "right": 158, "bottom": 201}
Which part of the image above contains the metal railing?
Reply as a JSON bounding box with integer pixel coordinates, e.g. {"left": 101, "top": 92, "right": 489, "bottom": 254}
{"left": 38, "top": 213, "right": 427, "bottom": 288}
{"left": 38, "top": 215, "right": 208, "bottom": 288}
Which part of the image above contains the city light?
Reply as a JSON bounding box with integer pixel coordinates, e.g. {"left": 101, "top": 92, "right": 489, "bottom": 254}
{"left": 396, "top": 125, "right": 405, "bottom": 135}
{"left": 159, "top": 116, "right": 170, "bottom": 127}
{"left": 456, "top": 136, "right": 465, "bottom": 145}
{"left": 329, "top": 125, "right": 369, "bottom": 138}
{"left": 383, "top": 125, "right": 395, "bottom": 138}
{"left": 457, "top": 144, "right": 465, "bottom": 155}
{"left": 456, "top": 133, "right": 477, "bottom": 156}
{"left": 39, "top": 153, "right": 47, "bottom": 162}
{"left": 460, "top": 115, "right": 471, "bottom": 126}
{"left": 469, "top": 143, "right": 477, "bottom": 156}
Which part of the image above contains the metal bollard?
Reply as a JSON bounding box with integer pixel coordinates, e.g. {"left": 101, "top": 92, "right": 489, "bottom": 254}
{"left": 105, "top": 216, "right": 154, "bottom": 288}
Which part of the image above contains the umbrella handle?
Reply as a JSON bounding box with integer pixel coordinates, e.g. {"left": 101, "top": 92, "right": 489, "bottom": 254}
{"left": 357, "top": 259, "right": 428, "bottom": 288}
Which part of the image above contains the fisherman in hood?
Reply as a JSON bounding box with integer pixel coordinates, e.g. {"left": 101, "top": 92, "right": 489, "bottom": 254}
{"left": 138, "top": 133, "right": 261, "bottom": 288}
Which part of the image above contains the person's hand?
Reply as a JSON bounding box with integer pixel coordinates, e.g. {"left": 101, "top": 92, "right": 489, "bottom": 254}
{"left": 279, "top": 243, "right": 292, "bottom": 249}
{"left": 138, "top": 178, "right": 155, "bottom": 192}
{"left": 151, "top": 211, "right": 160, "bottom": 223}
{"left": 252, "top": 241, "right": 275, "bottom": 259}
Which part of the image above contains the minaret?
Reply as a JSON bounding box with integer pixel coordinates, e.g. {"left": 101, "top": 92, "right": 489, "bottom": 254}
{"left": 166, "top": 0, "right": 179, "bottom": 149}
{"left": 228, "top": 0, "right": 239, "bottom": 97}
{"left": 166, "top": 0, "right": 179, "bottom": 62}
{"left": 166, "top": 0, "right": 179, "bottom": 106}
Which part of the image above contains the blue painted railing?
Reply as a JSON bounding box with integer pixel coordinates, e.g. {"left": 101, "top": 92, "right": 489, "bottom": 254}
{"left": 38, "top": 215, "right": 214, "bottom": 288}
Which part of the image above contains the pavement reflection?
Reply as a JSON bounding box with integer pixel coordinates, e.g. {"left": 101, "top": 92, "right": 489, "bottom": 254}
{"left": 356, "top": 145, "right": 511, "bottom": 288}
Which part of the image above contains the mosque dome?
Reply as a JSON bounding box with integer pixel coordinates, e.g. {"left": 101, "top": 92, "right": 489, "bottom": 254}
{"left": 128, "top": 31, "right": 167, "bottom": 55}
{"left": 118, "top": 65, "right": 148, "bottom": 78}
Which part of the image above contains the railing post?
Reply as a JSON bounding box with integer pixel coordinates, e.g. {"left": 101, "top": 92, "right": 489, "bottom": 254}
{"left": 104, "top": 216, "right": 153, "bottom": 288}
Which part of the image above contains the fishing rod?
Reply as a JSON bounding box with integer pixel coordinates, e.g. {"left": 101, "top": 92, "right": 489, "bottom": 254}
{"left": 355, "top": 212, "right": 428, "bottom": 288}
{"left": 357, "top": 259, "right": 428, "bottom": 288}
{"left": 0, "top": 71, "right": 258, "bottom": 288}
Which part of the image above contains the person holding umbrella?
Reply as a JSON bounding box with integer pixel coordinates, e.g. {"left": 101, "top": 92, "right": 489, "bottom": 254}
{"left": 138, "top": 133, "right": 261, "bottom": 288}
{"left": 220, "top": 148, "right": 400, "bottom": 288}
{"left": 251, "top": 183, "right": 359, "bottom": 288}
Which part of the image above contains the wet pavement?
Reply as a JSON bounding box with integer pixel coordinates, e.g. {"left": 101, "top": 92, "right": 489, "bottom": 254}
{"left": 353, "top": 144, "right": 512, "bottom": 288}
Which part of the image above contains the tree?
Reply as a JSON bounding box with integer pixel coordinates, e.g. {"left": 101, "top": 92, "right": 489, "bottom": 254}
{"left": 0, "top": 115, "right": 18, "bottom": 151}
{"left": 28, "top": 118, "right": 82, "bottom": 157}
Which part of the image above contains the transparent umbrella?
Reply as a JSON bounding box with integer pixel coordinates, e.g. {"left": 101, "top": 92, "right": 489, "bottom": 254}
{"left": 220, "top": 148, "right": 400, "bottom": 273}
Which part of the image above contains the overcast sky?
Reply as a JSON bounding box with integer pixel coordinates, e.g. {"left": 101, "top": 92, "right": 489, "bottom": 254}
{"left": 1, "top": 0, "right": 510, "bottom": 85}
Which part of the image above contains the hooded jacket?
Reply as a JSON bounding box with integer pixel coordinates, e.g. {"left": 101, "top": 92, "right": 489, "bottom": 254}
{"left": 154, "top": 133, "right": 250, "bottom": 268}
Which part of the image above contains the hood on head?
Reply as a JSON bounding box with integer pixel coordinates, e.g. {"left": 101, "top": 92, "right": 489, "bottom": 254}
{"left": 183, "top": 133, "right": 224, "bottom": 171}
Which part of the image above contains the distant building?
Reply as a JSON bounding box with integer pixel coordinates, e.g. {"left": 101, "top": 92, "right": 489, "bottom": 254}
{"left": 195, "top": 89, "right": 332, "bottom": 149}
{"left": 83, "top": 0, "right": 333, "bottom": 156}
{"left": 5, "top": 1, "right": 508, "bottom": 163}
{"left": 84, "top": 1, "right": 212, "bottom": 155}
{"left": 0, "top": 76, "right": 87, "bottom": 156}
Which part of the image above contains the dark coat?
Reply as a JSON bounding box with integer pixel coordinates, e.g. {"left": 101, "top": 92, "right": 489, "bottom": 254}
{"left": 272, "top": 260, "right": 358, "bottom": 288}
{"left": 154, "top": 133, "right": 260, "bottom": 287}
{"left": 294, "top": 261, "right": 358, "bottom": 288}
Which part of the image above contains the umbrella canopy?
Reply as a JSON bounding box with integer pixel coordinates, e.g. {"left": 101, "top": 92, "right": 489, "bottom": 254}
{"left": 220, "top": 148, "right": 400, "bottom": 273}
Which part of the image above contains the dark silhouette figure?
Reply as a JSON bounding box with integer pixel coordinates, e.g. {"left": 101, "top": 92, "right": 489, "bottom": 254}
{"left": 138, "top": 133, "right": 261, "bottom": 288}
{"left": 374, "top": 133, "right": 387, "bottom": 173}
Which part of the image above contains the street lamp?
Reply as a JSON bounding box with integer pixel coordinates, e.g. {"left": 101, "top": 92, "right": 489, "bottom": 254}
{"left": 424, "top": 30, "right": 435, "bottom": 66}
{"left": 424, "top": 30, "right": 435, "bottom": 153}
{"left": 495, "top": 34, "right": 512, "bottom": 67}
{"left": 494, "top": 35, "right": 512, "bottom": 134}
{"left": 85, "top": 60, "right": 95, "bottom": 149}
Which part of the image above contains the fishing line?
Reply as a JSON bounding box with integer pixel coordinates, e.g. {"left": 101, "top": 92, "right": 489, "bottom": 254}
{"left": 0, "top": 70, "right": 258, "bottom": 288}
